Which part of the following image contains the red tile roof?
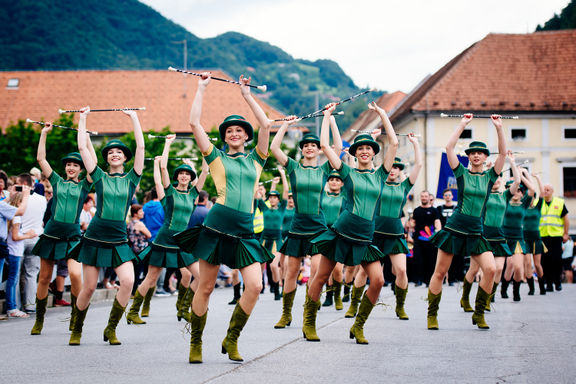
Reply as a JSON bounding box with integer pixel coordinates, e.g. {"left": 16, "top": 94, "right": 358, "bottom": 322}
{"left": 390, "top": 30, "right": 576, "bottom": 121}
{"left": 0, "top": 70, "right": 285, "bottom": 135}
{"left": 343, "top": 91, "right": 406, "bottom": 140}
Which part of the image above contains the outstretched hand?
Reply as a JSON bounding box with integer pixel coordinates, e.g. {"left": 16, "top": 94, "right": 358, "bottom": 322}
{"left": 239, "top": 75, "right": 251, "bottom": 96}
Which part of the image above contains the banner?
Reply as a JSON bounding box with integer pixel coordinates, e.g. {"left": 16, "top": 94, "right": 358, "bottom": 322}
{"left": 436, "top": 152, "right": 469, "bottom": 200}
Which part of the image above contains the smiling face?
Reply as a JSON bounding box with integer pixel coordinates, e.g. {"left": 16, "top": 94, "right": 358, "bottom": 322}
{"left": 420, "top": 191, "right": 430, "bottom": 205}
{"left": 225, "top": 125, "right": 248, "bottom": 148}
{"left": 354, "top": 144, "right": 375, "bottom": 166}
{"left": 107, "top": 148, "right": 126, "bottom": 167}
{"left": 287, "top": 195, "right": 294, "bottom": 207}
{"left": 268, "top": 195, "right": 280, "bottom": 207}
{"left": 467, "top": 151, "right": 487, "bottom": 168}
{"left": 65, "top": 162, "right": 82, "bottom": 180}
{"left": 388, "top": 165, "right": 401, "bottom": 181}
{"left": 301, "top": 142, "right": 320, "bottom": 160}
{"left": 177, "top": 170, "right": 192, "bottom": 186}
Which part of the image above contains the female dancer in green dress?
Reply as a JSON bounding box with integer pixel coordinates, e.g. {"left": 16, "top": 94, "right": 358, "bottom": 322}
{"left": 175, "top": 72, "right": 273, "bottom": 363}
{"left": 501, "top": 168, "right": 535, "bottom": 302}
{"left": 304, "top": 102, "right": 398, "bottom": 344}
{"left": 271, "top": 115, "right": 341, "bottom": 329}
{"left": 321, "top": 170, "right": 346, "bottom": 309}
{"left": 69, "top": 107, "right": 145, "bottom": 345}
{"left": 127, "top": 135, "right": 208, "bottom": 324}
{"left": 459, "top": 152, "right": 518, "bottom": 312}
{"left": 523, "top": 173, "right": 545, "bottom": 295}
{"left": 31, "top": 123, "right": 95, "bottom": 335}
{"left": 427, "top": 114, "right": 507, "bottom": 330}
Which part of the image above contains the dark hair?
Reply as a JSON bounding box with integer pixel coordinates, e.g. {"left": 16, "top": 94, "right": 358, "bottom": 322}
{"left": 442, "top": 188, "right": 452, "bottom": 195}
{"left": 130, "top": 204, "right": 143, "bottom": 217}
{"left": 84, "top": 195, "right": 95, "bottom": 204}
{"left": 150, "top": 187, "right": 158, "bottom": 200}
{"left": 198, "top": 190, "right": 209, "bottom": 202}
{"left": 0, "top": 170, "right": 7, "bottom": 188}
{"left": 17, "top": 173, "right": 34, "bottom": 187}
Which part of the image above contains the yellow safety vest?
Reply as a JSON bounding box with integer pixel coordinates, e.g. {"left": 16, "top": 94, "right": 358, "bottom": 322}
{"left": 539, "top": 197, "right": 565, "bottom": 237}
{"left": 253, "top": 207, "right": 264, "bottom": 234}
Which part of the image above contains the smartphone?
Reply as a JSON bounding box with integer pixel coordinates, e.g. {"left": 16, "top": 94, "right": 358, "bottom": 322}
{"left": 15, "top": 185, "right": 23, "bottom": 192}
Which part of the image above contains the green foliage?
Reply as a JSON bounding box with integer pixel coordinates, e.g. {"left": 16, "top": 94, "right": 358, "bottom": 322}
{"left": 0, "top": 0, "right": 377, "bottom": 131}
{"left": 536, "top": 0, "right": 576, "bottom": 31}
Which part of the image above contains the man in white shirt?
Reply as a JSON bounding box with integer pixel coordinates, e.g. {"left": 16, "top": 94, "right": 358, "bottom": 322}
{"left": 17, "top": 174, "right": 47, "bottom": 313}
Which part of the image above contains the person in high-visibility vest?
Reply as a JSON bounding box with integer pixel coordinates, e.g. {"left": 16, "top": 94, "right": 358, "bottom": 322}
{"left": 539, "top": 184, "right": 570, "bottom": 292}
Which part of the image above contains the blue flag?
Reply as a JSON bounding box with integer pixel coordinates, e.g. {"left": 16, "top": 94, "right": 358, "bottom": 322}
{"left": 436, "top": 152, "right": 469, "bottom": 200}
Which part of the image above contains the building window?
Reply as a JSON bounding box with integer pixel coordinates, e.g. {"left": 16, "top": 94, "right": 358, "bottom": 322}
{"left": 563, "top": 128, "right": 576, "bottom": 140}
{"left": 564, "top": 167, "right": 576, "bottom": 197}
{"left": 6, "top": 78, "right": 19, "bottom": 89}
{"left": 510, "top": 128, "right": 527, "bottom": 141}
{"left": 460, "top": 129, "right": 472, "bottom": 139}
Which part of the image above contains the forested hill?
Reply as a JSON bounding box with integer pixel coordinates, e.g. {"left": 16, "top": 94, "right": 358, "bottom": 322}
{"left": 0, "top": 0, "right": 367, "bottom": 125}
{"left": 536, "top": 0, "right": 576, "bottom": 31}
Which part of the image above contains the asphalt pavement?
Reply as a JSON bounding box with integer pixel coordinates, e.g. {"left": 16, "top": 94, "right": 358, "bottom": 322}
{"left": 1, "top": 283, "right": 575, "bottom": 384}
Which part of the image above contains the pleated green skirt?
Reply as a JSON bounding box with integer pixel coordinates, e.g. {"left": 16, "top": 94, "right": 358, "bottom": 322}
{"left": 372, "top": 232, "right": 409, "bottom": 255}
{"left": 32, "top": 221, "right": 81, "bottom": 261}
{"left": 431, "top": 212, "right": 491, "bottom": 257}
{"left": 524, "top": 230, "right": 546, "bottom": 254}
{"left": 279, "top": 213, "right": 327, "bottom": 258}
{"left": 483, "top": 226, "right": 512, "bottom": 257}
{"left": 174, "top": 204, "right": 274, "bottom": 269}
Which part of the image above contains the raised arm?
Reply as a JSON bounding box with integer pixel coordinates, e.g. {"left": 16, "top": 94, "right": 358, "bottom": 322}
{"left": 189, "top": 73, "right": 213, "bottom": 153}
{"left": 160, "top": 135, "right": 175, "bottom": 189}
{"left": 329, "top": 116, "right": 343, "bottom": 156}
{"left": 532, "top": 172, "right": 544, "bottom": 199}
{"left": 446, "top": 114, "right": 473, "bottom": 170}
{"left": 77, "top": 107, "right": 97, "bottom": 174}
{"left": 270, "top": 176, "right": 280, "bottom": 192}
{"left": 507, "top": 151, "right": 521, "bottom": 195}
{"left": 123, "top": 110, "right": 145, "bottom": 175}
{"left": 520, "top": 168, "right": 535, "bottom": 197}
{"left": 270, "top": 116, "right": 297, "bottom": 166}
{"left": 14, "top": 185, "right": 31, "bottom": 216}
{"left": 279, "top": 166, "right": 289, "bottom": 200}
{"left": 153, "top": 156, "right": 166, "bottom": 200}
{"left": 193, "top": 158, "right": 210, "bottom": 192}
{"left": 491, "top": 115, "right": 507, "bottom": 175}
{"left": 320, "top": 103, "right": 341, "bottom": 170}
{"left": 84, "top": 132, "right": 97, "bottom": 183}
{"left": 37, "top": 124, "right": 53, "bottom": 177}
{"left": 240, "top": 75, "right": 271, "bottom": 156}
{"left": 368, "top": 102, "right": 398, "bottom": 171}
{"left": 407, "top": 133, "right": 423, "bottom": 184}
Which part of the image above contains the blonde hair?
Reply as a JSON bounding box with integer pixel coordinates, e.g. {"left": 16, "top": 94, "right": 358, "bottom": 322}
{"left": 7, "top": 192, "right": 23, "bottom": 230}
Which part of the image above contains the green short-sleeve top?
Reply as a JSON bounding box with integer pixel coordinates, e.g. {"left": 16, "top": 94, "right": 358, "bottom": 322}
{"left": 374, "top": 178, "right": 413, "bottom": 235}
{"left": 258, "top": 199, "right": 287, "bottom": 232}
{"left": 523, "top": 197, "right": 544, "bottom": 232}
{"left": 203, "top": 144, "right": 267, "bottom": 214}
{"left": 160, "top": 184, "right": 199, "bottom": 233}
{"left": 47, "top": 171, "right": 92, "bottom": 225}
{"left": 483, "top": 189, "right": 512, "bottom": 228}
{"left": 90, "top": 166, "right": 141, "bottom": 221}
{"left": 337, "top": 163, "right": 389, "bottom": 222}
{"left": 282, "top": 207, "right": 294, "bottom": 233}
{"left": 503, "top": 193, "right": 533, "bottom": 239}
{"left": 322, "top": 191, "right": 345, "bottom": 227}
{"left": 452, "top": 163, "right": 499, "bottom": 218}
{"left": 285, "top": 158, "right": 331, "bottom": 215}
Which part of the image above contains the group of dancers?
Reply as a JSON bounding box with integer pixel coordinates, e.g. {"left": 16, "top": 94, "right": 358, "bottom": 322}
{"left": 26, "top": 72, "right": 556, "bottom": 363}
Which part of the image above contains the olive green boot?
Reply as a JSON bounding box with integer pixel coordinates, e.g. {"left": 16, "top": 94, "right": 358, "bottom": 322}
{"left": 321, "top": 284, "right": 333, "bottom": 307}
{"left": 471, "top": 286, "right": 490, "bottom": 329}
{"left": 103, "top": 298, "right": 126, "bottom": 345}
{"left": 221, "top": 303, "right": 250, "bottom": 362}
{"left": 302, "top": 295, "right": 321, "bottom": 341}
{"left": 189, "top": 310, "right": 207, "bottom": 364}
{"left": 427, "top": 290, "right": 442, "bottom": 330}
{"left": 333, "top": 280, "right": 343, "bottom": 310}
{"left": 69, "top": 305, "right": 89, "bottom": 345}
{"left": 141, "top": 287, "right": 154, "bottom": 317}
{"left": 349, "top": 294, "right": 375, "bottom": 344}
{"left": 274, "top": 289, "right": 295, "bottom": 329}
{"left": 344, "top": 285, "right": 365, "bottom": 318}
{"left": 460, "top": 278, "right": 474, "bottom": 312}
{"left": 178, "top": 288, "right": 194, "bottom": 322}
{"left": 176, "top": 283, "right": 187, "bottom": 321}
{"left": 126, "top": 290, "right": 146, "bottom": 325}
{"left": 30, "top": 296, "right": 48, "bottom": 335}
{"left": 68, "top": 294, "right": 77, "bottom": 331}
{"left": 485, "top": 282, "right": 498, "bottom": 311}
{"left": 394, "top": 285, "right": 409, "bottom": 320}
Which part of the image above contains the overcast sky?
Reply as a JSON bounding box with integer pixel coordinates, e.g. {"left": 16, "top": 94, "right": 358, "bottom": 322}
{"left": 140, "top": 0, "right": 570, "bottom": 93}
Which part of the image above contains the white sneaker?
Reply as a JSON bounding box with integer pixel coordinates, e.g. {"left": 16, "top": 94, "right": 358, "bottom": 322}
{"left": 7, "top": 309, "right": 29, "bottom": 318}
